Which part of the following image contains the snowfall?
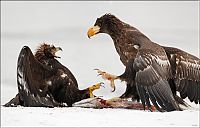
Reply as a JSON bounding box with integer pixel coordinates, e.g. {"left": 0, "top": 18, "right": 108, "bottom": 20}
{"left": 1, "top": 1, "right": 200, "bottom": 127}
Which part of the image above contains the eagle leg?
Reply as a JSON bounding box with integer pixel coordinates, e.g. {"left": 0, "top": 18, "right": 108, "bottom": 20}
{"left": 88, "top": 82, "right": 104, "bottom": 98}
{"left": 94, "top": 69, "right": 119, "bottom": 92}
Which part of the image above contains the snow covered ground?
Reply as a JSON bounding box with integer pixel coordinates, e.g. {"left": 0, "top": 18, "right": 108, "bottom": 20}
{"left": 1, "top": 104, "right": 199, "bottom": 127}
{"left": 1, "top": 1, "right": 199, "bottom": 127}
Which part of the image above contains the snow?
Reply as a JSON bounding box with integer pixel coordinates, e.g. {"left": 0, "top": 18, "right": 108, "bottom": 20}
{"left": 1, "top": 104, "right": 199, "bottom": 127}
{"left": 1, "top": 1, "right": 199, "bottom": 127}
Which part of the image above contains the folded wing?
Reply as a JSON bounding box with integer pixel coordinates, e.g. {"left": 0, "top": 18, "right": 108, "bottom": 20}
{"left": 133, "top": 50, "right": 180, "bottom": 111}
{"left": 164, "top": 47, "right": 200, "bottom": 104}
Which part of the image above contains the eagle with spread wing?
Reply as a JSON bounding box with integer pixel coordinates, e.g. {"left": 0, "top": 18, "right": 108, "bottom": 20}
{"left": 4, "top": 43, "right": 103, "bottom": 107}
{"left": 87, "top": 14, "right": 200, "bottom": 112}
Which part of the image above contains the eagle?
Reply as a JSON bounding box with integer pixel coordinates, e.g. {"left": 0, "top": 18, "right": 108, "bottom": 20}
{"left": 4, "top": 43, "right": 103, "bottom": 107}
{"left": 87, "top": 13, "right": 200, "bottom": 112}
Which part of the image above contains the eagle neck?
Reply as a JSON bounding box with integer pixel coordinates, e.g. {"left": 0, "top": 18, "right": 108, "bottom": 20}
{"left": 108, "top": 23, "right": 125, "bottom": 38}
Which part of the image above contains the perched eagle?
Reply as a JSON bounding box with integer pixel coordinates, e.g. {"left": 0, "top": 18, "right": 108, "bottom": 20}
{"left": 87, "top": 13, "right": 200, "bottom": 112}
{"left": 4, "top": 43, "right": 103, "bottom": 107}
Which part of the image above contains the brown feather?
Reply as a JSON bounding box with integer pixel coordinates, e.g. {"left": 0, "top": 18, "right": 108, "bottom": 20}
{"left": 34, "top": 43, "right": 50, "bottom": 61}
{"left": 91, "top": 13, "right": 200, "bottom": 111}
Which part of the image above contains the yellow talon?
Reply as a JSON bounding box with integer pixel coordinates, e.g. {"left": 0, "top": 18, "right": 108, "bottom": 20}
{"left": 89, "top": 82, "right": 104, "bottom": 98}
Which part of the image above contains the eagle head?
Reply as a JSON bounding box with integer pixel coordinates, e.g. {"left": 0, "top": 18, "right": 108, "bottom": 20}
{"left": 87, "top": 13, "right": 122, "bottom": 38}
{"left": 35, "top": 43, "right": 62, "bottom": 60}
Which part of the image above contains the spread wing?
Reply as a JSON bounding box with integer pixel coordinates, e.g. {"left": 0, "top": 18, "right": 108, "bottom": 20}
{"left": 17, "top": 46, "right": 60, "bottom": 107}
{"left": 164, "top": 47, "right": 200, "bottom": 104}
{"left": 133, "top": 49, "right": 180, "bottom": 112}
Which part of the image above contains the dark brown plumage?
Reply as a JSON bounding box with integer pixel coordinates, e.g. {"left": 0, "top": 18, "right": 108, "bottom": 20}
{"left": 88, "top": 13, "right": 200, "bottom": 112}
{"left": 163, "top": 46, "right": 200, "bottom": 104}
{"left": 4, "top": 43, "right": 102, "bottom": 107}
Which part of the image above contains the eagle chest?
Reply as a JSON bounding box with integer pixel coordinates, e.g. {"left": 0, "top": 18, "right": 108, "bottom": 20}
{"left": 114, "top": 39, "right": 135, "bottom": 65}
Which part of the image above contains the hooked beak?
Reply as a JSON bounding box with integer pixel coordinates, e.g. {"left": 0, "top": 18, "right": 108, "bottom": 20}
{"left": 55, "top": 47, "right": 62, "bottom": 52}
{"left": 87, "top": 25, "right": 100, "bottom": 38}
{"left": 54, "top": 47, "right": 62, "bottom": 58}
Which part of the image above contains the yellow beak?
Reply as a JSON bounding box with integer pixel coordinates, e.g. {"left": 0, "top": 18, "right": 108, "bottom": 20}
{"left": 55, "top": 47, "right": 62, "bottom": 52}
{"left": 87, "top": 25, "right": 100, "bottom": 38}
{"left": 52, "top": 47, "right": 62, "bottom": 58}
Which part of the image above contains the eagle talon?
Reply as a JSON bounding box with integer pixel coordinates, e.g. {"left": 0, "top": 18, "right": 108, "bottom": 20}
{"left": 94, "top": 69, "right": 118, "bottom": 92}
{"left": 88, "top": 82, "right": 104, "bottom": 98}
{"left": 99, "top": 82, "right": 105, "bottom": 88}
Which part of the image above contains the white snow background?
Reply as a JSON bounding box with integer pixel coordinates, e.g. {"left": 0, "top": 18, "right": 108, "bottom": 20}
{"left": 1, "top": 1, "right": 199, "bottom": 127}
